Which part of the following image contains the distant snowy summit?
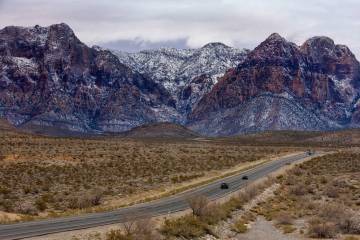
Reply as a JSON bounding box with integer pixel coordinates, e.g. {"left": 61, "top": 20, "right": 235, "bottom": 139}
{"left": 0, "top": 23, "right": 359, "bottom": 136}
{"left": 114, "top": 43, "right": 249, "bottom": 117}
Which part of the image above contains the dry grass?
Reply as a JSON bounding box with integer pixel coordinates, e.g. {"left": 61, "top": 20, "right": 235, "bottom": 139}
{"left": 255, "top": 151, "right": 360, "bottom": 238}
{"left": 0, "top": 129, "right": 292, "bottom": 220}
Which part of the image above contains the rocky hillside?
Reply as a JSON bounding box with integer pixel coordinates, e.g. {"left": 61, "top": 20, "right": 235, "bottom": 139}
{"left": 189, "top": 33, "right": 360, "bottom": 136}
{"left": 114, "top": 43, "right": 248, "bottom": 118}
{"left": 0, "top": 117, "right": 13, "bottom": 131}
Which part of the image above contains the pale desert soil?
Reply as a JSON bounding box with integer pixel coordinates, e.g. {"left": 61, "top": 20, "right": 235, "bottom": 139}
{"left": 237, "top": 217, "right": 297, "bottom": 240}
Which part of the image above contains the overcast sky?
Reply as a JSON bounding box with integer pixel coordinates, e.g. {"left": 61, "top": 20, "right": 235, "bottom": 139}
{"left": 0, "top": 0, "right": 359, "bottom": 57}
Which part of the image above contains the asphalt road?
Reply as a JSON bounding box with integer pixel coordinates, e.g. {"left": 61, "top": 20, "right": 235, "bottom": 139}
{"left": 0, "top": 152, "right": 320, "bottom": 240}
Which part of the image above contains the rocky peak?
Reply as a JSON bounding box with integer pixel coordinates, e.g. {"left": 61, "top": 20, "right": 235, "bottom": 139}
{"left": 201, "top": 42, "right": 230, "bottom": 49}
{"left": 301, "top": 36, "right": 341, "bottom": 60}
{"left": 47, "top": 23, "right": 77, "bottom": 44}
{"left": 49, "top": 23, "right": 74, "bottom": 34}
{"left": 267, "top": 33, "right": 285, "bottom": 41}
{"left": 301, "top": 36, "right": 360, "bottom": 90}
{"left": 301, "top": 36, "right": 359, "bottom": 69}
{"left": 250, "top": 33, "right": 300, "bottom": 60}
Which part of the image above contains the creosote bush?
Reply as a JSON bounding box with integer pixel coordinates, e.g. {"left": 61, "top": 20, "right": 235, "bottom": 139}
{"left": 162, "top": 215, "right": 208, "bottom": 238}
{"left": 231, "top": 219, "right": 248, "bottom": 233}
{"left": 308, "top": 218, "right": 337, "bottom": 238}
{"left": 105, "top": 218, "right": 158, "bottom": 240}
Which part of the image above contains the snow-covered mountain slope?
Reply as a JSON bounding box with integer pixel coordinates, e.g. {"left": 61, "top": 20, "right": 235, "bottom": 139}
{"left": 189, "top": 93, "right": 339, "bottom": 136}
{"left": 113, "top": 43, "right": 249, "bottom": 119}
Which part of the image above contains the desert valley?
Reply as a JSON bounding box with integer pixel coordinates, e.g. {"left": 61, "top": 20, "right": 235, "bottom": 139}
{"left": 0, "top": 1, "right": 360, "bottom": 239}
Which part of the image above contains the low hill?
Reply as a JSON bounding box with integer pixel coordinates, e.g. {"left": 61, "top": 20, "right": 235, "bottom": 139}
{"left": 0, "top": 118, "right": 15, "bottom": 131}
{"left": 123, "top": 122, "right": 199, "bottom": 139}
{"left": 223, "top": 129, "right": 360, "bottom": 147}
{"left": 18, "top": 121, "right": 96, "bottom": 137}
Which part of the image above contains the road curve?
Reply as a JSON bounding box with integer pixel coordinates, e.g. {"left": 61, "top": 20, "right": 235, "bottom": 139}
{"left": 0, "top": 152, "right": 320, "bottom": 240}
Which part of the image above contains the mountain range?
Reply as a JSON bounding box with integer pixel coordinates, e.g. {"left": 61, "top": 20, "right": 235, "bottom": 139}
{"left": 0, "top": 23, "right": 359, "bottom": 136}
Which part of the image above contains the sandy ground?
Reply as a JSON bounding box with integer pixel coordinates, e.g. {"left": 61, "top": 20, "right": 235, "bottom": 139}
{"left": 0, "top": 211, "right": 22, "bottom": 223}
{"left": 239, "top": 217, "right": 297, "bottom": 240}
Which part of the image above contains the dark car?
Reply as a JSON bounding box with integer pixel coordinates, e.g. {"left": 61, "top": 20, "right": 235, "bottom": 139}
{"left": 220, "top": 183, "right": 229, "bottom": 189}
{"left": 242, "top": 175, "right": 249, "bottom": 180}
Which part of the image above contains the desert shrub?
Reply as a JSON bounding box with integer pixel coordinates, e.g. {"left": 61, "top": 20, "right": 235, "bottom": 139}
{"left": 187, "top": 195, "right": 209, "bottom": 217}
{"left": 35, "top": 198, "right": 47, "bottom": 211}
{"left": 73, "top": 232, "right": 102, "bottom": 240}
{"left": 133, "top": 218, "right": 159, "bottom": 240}
{"left": 275, "top": 212, "right": 293, "bottom": 225}
{"left": 290, "top": 167, "right": 304, "bottom": 176}
{"left": 200, "top": 203, "right": 228, "bottom": 225}
{"left": 161, "top": 215, "right": 207, "bottom": 239}
{"left": 67, "top": 190, "right": 103, "bottom": 209}
{"left": 319, "top": 176, "right": 328, "bottom": 184}
{"left": 105, "top": 218, "right": 158, "bottom": 240}
{"left": 106, "top": 230, "right": 132, "bottom": 240}
{"left": 243, "top": 185, "right": 259, "bottom": 199}
{"left": 231, "top": 219, "right": 248, "bottom": 233}
{"left": 308, "top": 218, "right": 337, "bottom": 238}
{"left": 289, "top": 184, "right": 307, "bottom": 196}
{"left": 281, "top": 224, "right": 297, "bottom": 233}
{"left": 220, "top": 197, "right": 243, "bottom": 214}
{"left": 14, "top": 202, "right": 38, "bottom": 215}
{"left": 319, "top": 203, "right": 347, "bottom": 222}
{"left": 0, "top": 186, "right": 11, "bottom": 195}
{"left": 324, "top": 186, "right": 339, "bottom": 198}
{"left": 237, "top": 184, "right": 260, "bottom": 203}
{"left": 284, "top": 176, "right": 297, "bottom": 186}
{"left": 338, "top": 212, "right": 360, "bottom": 234}
{"left": 0, "top": 199, "right": 14, "bottom": 212}
{"left": 89, "top": 190, "right": 103, "bottom": 206}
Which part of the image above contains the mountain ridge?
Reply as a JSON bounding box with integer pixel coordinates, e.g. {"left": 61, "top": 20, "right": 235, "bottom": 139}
{"left": 0, "top": 24, "right": 359, "bottom": 136}
{"left": 189, "top": 33, "right": 360, "bottom": 135}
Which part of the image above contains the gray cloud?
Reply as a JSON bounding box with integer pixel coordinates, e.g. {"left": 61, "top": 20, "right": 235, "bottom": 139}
{"left": 0, "top": 0, "right": 359, "bottom": 57}
{"left": 99, "top": 38, "right": 189, "bottom": 52}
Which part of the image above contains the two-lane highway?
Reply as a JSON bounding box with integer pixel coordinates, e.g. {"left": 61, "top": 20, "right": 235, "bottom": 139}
{"left": 0, "top": 152, "right": 321, "bottom": 240}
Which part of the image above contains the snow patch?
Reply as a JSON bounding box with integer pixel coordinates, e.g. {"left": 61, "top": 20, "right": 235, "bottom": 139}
{"left": 11, "top": 57, "right": 37, "bottom": 69}
{"left": 330, "top": 75, "right": 356, "bottom": 102}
